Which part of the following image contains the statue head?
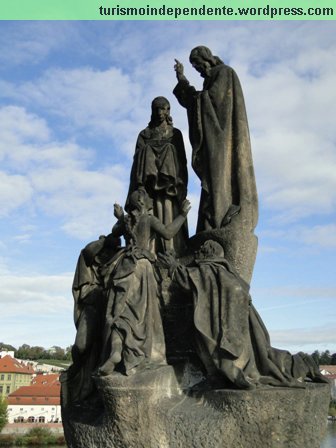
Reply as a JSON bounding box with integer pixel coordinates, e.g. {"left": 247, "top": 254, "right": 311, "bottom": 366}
{"left": 189, "top": 46, "right": 224, "bottom": 77}
{"left": 149, "top": 96, "right": 173, "bottom": 127}
{"left": 126, "top": 187, "right": 153, "bottom": 215}
{"left": 195, "top": 240, "right": 225, "bottom": 261}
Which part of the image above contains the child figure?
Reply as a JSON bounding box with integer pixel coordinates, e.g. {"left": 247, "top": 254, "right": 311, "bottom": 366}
{"left": 99, "top": 188, "right": 190, "bottom": 376}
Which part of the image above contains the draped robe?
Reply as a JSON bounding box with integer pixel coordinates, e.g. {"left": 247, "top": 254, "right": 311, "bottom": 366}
{"left": 174, "top": 64, "right": 258, "bottom": 282}
{"left": 127, "top": 125, "right": 188, "bottom": 255}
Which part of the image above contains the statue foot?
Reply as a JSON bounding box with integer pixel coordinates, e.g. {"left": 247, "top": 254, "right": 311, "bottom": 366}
{"left": 234, "top": 372, "right": 257, "bottom": 390}
{"left": 189, "top": 375, "right": 229, "bottom": 392}
{"left": 97, "top": 359, "right": 116, "bottom": 376}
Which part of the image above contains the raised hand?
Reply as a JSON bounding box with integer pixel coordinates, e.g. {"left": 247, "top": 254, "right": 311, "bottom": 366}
{"left": 174, "top": 59, "right": 185, "bottom": 81}
{"left": 181, "top": 199, "right": 191, "bottom": 217}
{"left": 114, "top": 203, "right": 124, "bottom": 220}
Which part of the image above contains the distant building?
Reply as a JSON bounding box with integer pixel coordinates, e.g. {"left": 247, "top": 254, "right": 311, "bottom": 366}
{"left": 0, "top": 355, "right": 34, "bottom": 398}
{"left": 31, "top": 373, "right": 60, "bottom": 387}
{"left": 319, "top": 365, "right": 336, "bottom": 400}
{"left": 7, "top": 374, "right": 61, "bottom": 423}
{"left": 320, "top": 365, "right": 336, "bottom": 376}
{"left": 0, "top": 350, "right": 15, "bottom": 359}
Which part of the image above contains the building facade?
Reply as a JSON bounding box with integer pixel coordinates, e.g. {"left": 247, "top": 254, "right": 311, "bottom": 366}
{"left": 0, "top": 355, "right": 34, "bottom": 398}
{"left": 7, "top": 374, "right": 61, "bottom": 423}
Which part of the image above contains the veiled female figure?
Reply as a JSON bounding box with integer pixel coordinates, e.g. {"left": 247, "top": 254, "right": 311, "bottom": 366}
{"left": 127, "top": 97, "right": 188, "bottom": 255}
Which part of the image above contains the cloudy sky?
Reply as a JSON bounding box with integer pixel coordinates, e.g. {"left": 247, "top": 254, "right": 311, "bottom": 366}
{"left": 0, "top": 21, "right": 335, "bottom": 355}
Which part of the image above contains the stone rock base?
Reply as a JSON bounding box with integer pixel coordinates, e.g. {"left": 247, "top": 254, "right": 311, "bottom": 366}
{"left": 62, "top": 365, "right": 330, "bottom": 448}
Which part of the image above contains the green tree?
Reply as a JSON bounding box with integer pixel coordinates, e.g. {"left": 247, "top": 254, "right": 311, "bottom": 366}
{"left": 29, "top": 346, "right": 45, "bottom": 360}
{"left": 0, "top": 397, "right": 8, "bottom": 432}
{"left": 0, "top": 343, "right": 16, "bottom": 352}
{"left": 16, "top": 344, "right": 31, "bottom": 359}
{"left": 319, "top": 350, "right": 331, "bottom": 365}
{"left": 53, "top": 346, "right": 65, "bottom": 360}
{"left": 330, "top": 353, "right": 336, "bottom": 365}
{"left": 65, "top": 345, "right": 73, "bottom": 361}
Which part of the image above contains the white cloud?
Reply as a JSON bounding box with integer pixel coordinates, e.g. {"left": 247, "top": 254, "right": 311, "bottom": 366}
{"left": 269, "top": 325, "right": 336, "bottom": 352}
{"left": 0, "top": 105, "right": 50, "bottom": 146}
{"left": 0, "top": 105, "right": 129, "bottom": 239}
{"left": 0, "top": 22, "right": 77, "bottom": 67}
{"left": 0, "top": 171, "right": 33, "bottom": 217}
{"left": 0, "top": 273, "right": 73, "bottom": 317}
{"left": 13, "top": 67, "right": 143, "bottom": 156}
{"left": 298, "top": 224, "right": 336, "bottom": 248}
{"left": 34, "top": 165, "right": 128, "bottom": 239}
{"left": 255, "top": 287, "right": 336, "bottom": 301}
{"left": 260, "top": 223, "right": 336, "bottom": 249}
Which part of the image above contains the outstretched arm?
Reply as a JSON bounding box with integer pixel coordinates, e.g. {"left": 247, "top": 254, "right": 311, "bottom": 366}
{"left": 158, "top": 252, "right": 191, "bottom": 290}
{"left": 150, "top": 199, "right": 191, "bottom": 240}
{"left": 174, "top": 59, "right": 188, "bottom": 83}
{"left": 111, "top": 203, "right": 125, "bottom": 237}
{"left": 173, "top": 59, "right": 197, "bottom": 108}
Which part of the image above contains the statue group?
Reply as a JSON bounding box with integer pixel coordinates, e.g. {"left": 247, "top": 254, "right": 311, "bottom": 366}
{"left": 61, "top": 47, "right": 329, "bottom": 448}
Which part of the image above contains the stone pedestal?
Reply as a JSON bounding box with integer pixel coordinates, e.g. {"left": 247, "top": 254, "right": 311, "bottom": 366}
{"left": 62, "top": 365, "right": 330, "bottom": 448}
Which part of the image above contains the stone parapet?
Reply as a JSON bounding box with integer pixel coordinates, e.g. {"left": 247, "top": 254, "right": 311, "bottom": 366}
{"left": 62, "top": 366, "right": 330, "bottom": 448}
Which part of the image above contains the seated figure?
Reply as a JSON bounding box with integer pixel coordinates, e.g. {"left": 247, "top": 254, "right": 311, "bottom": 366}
{"left": 159, "top": 240, "right": 328, "bottom": 390}
{"left": 61, "top": 234, "right": 121, "bottom": 405}
{"left": 98, "top": 188, "right": 191, "bottom": 376}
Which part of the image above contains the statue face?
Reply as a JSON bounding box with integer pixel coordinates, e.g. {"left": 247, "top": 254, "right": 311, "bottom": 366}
{"left": 152, "top": 103, "right": 170, "bottom": 123}
{"left": 190, "top": 56, "right": 211, "bottom": 78}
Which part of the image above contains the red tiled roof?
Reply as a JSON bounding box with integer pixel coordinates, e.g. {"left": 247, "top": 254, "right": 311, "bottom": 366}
{"left": 32, "top": 374, "right": 60, "bottom": 387}
{"left": 324, "top": 374, "right": 336, "bottom": 380}
{"left": 320, "top": 365, "right": 336, "bottom": 375}
{"left": 0, "top": 355, "right": 34, "bottom": 375}
{"left": 7, "top": 396, "right": 60, "bottom": 405}
{"left": 7, "top": 383, "right": 60, "bottom": 406}
{"left": 9, "top": 384, "right": 60, "bottom": 398}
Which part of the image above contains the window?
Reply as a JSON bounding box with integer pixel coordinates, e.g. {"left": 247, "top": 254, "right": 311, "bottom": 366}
{"left": 6, "top": 386, "right": 10, "bottom": 394}
{"left": 38, "top": 416, "right": 45, "bottom": 423}
{"left": 0, "top": 374, "right": 4, "bottom": 380}
{"left": 7, "top": 374, "right": 11, "bottom": 380}
{"left": 0, "top": 386, "right": 3, "bottom": 394}
{"left": 20, "top": 408, "right": 23, "bottom": 411}
{"left": 16, "top": 416, "right": 24, "bottom": 423}
{"left": 28, "top": 416, "right": 35, "bottom": 423}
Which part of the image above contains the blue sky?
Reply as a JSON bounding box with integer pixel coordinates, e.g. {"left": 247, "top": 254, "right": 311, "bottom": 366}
{"left": 0, "top": 21, "right": 335, "bottom": 354}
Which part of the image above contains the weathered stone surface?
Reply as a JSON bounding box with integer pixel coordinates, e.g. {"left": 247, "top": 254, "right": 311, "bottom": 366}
{"left": 188, "top": 228, "right": 257, "bottom": 285}
{"left": 62, "top": 366, "right": 330, "bottom": 448}
{"left": 62, "top": 46, "right": 330, "bottom": 448}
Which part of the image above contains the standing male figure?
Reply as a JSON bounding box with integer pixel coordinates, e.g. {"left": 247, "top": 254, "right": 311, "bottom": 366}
{"left": 173, "top": 46, "right": 258, "bottom": 282}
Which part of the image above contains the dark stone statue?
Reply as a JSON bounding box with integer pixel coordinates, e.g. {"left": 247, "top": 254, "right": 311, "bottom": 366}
{"left": 127, "top": 96, "right": 188, "bottom": 255}
{"left": 61, "top": 47, "right": 330, "bottom": 448}
{"left": 98, "top": 188, "right": 190, "bottom": 376}
{"left": 174, "top": 46, "right": 258, "bottom": 283}
{"left": 159, "top": 241, "right": 327, "bottom": 391}
{"left": 62, "top": 235, "right": 120, "bottom": 405}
